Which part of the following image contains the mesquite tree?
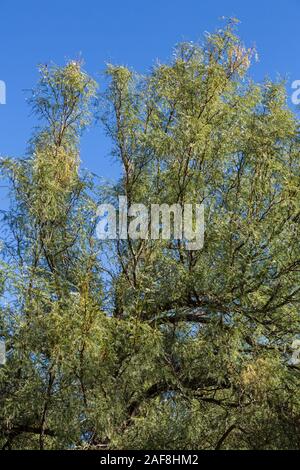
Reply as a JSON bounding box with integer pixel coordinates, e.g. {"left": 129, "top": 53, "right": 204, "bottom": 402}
{"left": 0, "top": 21, "right": 299, "bottom": 449}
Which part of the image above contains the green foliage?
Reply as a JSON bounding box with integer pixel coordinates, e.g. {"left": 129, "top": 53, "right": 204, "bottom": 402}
{"left": 0, "top": 22, "right": 299, "bottom": 450}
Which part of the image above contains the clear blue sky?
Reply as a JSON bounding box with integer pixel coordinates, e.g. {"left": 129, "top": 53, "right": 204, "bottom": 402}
{"left": 0, "top": 0, "right": 299, "bottom": 183}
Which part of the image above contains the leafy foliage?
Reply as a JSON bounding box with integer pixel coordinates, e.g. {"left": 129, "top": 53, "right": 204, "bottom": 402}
{"left": 0, "top": 21, "right": 299, "bottom": 450}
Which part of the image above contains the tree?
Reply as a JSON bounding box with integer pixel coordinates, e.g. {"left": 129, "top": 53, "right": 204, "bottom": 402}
{"left": 0, "top": 20, "right": 299, "bottom": 450}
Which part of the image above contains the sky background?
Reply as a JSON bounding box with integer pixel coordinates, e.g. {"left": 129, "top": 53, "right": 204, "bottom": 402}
{"left": 0, "top": 0, "right": 300, "bottom": 188}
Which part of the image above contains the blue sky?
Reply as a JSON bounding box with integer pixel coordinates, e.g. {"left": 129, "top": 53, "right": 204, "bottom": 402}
{"left": 0, "top": 0, "right": 299, "bottom": 183}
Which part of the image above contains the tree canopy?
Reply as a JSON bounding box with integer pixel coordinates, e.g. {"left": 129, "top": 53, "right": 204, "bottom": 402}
{"left": 0, "top": 21, "right": 299, "bottom": 450}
